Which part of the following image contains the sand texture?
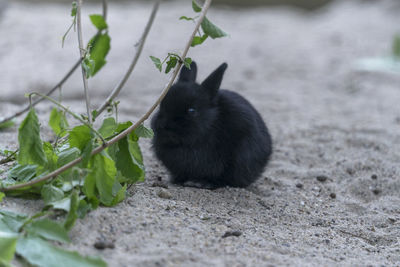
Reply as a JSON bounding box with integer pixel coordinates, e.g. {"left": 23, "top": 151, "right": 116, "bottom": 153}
{"left": 1, "top": 0, "right": 400, "bottom": 266}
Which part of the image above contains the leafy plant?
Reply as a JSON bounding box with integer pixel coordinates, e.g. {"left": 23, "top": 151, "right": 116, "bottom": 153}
{"left": 0, "top": 0, "right": 222, "bottom": 265}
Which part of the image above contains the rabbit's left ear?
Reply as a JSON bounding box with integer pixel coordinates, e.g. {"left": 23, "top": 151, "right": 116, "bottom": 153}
{"left": 201, "top": 63, "right": 227, "bottom": 98}
{"left": 179, "top": 61, "right": 197, "bottom": 82}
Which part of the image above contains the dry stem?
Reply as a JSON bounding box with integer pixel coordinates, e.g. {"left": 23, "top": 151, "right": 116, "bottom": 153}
{"left": 95, "top": 0, "right": 161, "bottom": 117}
{"left": 76, "top": 0, "right": 92, "bottom": 124}
{"left": 0, "top": 60, "right": 81, "bottom": 125}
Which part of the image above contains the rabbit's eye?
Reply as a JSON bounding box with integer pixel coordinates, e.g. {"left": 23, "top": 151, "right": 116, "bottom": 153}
{"left": 187, "top": 108, "right": 197, "bottom": 116}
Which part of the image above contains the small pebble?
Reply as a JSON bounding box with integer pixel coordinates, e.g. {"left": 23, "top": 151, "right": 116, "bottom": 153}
{"left": 157, "top": 188, "right": 172, "bottom": 199}
{"left": 372, "top": 188, "right": 381, "bottom": 195}
{"left": 346, "top": 168, "right": 355, "bottom": 175}
{"left": 151, "top": 181, "right": 169, "bottom": 189}
{"left": 371, "top": 174, "right": 377, "bottom": 180}
{"left": 222, "top": 230, "right": 242, "bottom": 238}
{"left": 200, "top": 214, "right": 211, "bottom": 220}
{"left": 296, "top": 183, "right": 303, "bottom": 189}
{"left": 316, "top": 175, "right": 328, "bottom": 182}
{"left": 329, "top": 193, "right": 336, "bottom": 199}
{"left": 94, "top": 240, "right": 115, "bottom": 250}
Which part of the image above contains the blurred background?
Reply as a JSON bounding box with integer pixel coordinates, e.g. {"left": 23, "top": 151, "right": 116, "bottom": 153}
{"left": 0, "top": 0, "right": 399, "bottom": 131}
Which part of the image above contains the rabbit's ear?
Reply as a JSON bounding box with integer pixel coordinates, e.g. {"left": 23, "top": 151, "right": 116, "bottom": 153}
{"left": 201, "top": 63, "right": 227, "bottom": 98}
{"left": 178, "top": 61, "right": 197, "bottom": 82}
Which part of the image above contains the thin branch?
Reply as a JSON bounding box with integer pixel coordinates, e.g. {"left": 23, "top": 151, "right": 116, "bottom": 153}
{"left": 0, "top": 60, "right": 81, "bottom": 125}
{"left": 76, "top": 0, "right": 92, "bottom": 124}
{"left": 95, "top": 0, "right": 160, "bottom": 117}
{"left": 28, "top": 92, "right": 106, "bottom": 145}
{"left": 0, "top": 0, "right": 213, "bottom": 192}
{"left": 0, "top": 149, "right": 18, "bottom": 165}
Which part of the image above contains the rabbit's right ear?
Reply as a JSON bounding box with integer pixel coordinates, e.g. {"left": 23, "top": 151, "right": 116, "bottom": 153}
{"left": 201, "top": 63, "right": 227, "bottom": 98}
{"left": 178, "top": 61, "right": 197, "bottom": 82}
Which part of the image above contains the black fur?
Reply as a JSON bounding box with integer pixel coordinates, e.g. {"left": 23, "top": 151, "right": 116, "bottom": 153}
{"left": 151, "top": 62, "right": 272, "bottom": 188}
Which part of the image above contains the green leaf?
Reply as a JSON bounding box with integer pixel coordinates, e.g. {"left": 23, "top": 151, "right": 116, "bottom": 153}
{"left": 98, "top": 117, "right": 117, "bottom": 138}
{"left": 71, "top": 1, "right": 77, "bottom": 17}
{"left": 191, "top": 34, "right": 208, "bottom": 47}
{"left": 110, "top": 183, "right": 126, "bottom": 206}
{"left": 115, "top": 121, "right": 132, "bottom": 133}
{"left": 41, "top": 184, "right": 64, "bottom": 205}
{"left": 43, "top": 142, "right": 58, "bottom": 172}
{"left": 84, "top": 153, "right": 116, "bottom": 206}
{"left": 18, "top": 108, "right": 47, "bottom": 166}
{"left": 61, "top": 177, "right": 82, "bottom": 192}
{"left": 49, "top": 108, "right": 69, "bottom": 137}
{"left": 0, "top": 192, "right": 4, "bottom": 202}
{"left": 69, "top": 125, "right": 92, "bottom": 152}
{"left": 26, "top": 219, "right": 70, "bottom": 243}
{"left": 192, "top": 0, "right": 202, "bottom": 12}
{"left": 0, "top": 120, "right": 15, "bottom": 131}
{"left": 134, "top": 124, "right": 154, "bottom": 138}
{"left": 0, "top": 210, "right": 28, "bottom": 233}
{"left": 47, "top": 197, "right": 71, "bottom": 212}
{"left": 0, "top": 232, "right": 18, "bottom": 264}
{"left": 82, "top": 56, "right": 96, "bottom": 78}
{"left": 150, "top": 56, "right": 162, "bottom": 72}
{"left": 89, "top": 14, "right": 108, "bottom": 31}
{"left": 392, "top": 35, "right": 400, "bottom": 59}
{"left": 8, "top": 164, "right": 38, "bottom": 182}
{"left": 86, "top": 33, "right": 111, "bottom": 77}
{"left": 91, "top": 110, "right": 98, "bottom": 120}
{"left": 80, "top": 139, "right": 93, "bottom": 169}
{"left": 201, "top": 17, "right": 228, "bottom": 39}
{"left": 57, "top": 147, "right": 80, "bottom": 168}
{"left": 109, "top": 136, "right": 144, "bottom": 184}
{"left": 179, "top": 16, "right": 195, "bottom": 21}
{"left": 165, "top": 56, "right": 178, "bottom": 74}
{"left": 184, "top": 57, "right": 193, "bottom": 69}
{"left": 16, "top": 236, "right": 107, "bottom": 267}
{"left": 8, "top": 164, "right": 37, "bottom": 182}
{"left": 77, "top": 199, "right": 92, "bottom": 219}
{"left": 64, "top": 191, "right": 79, "bottom": 231}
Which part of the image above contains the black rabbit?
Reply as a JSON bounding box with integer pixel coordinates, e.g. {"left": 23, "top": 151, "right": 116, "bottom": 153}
{"left": 151, "top": 62, "right": 272, "bottom": 188}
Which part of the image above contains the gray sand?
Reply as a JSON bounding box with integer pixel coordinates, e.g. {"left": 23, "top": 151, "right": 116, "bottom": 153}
{"left": 1, "top": 0, "right": 400, "bottom": 266}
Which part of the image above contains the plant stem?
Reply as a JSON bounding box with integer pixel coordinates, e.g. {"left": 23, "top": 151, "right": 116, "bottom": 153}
{"left": 0, "top": 0, "right": 213, "bottom": 192}
{"left": 76, "top": 0, "right": 92, "bottom": 124}
{"left": 0, "top": 60, "right": 81, "bottom": 125}
{"left": 102, "top": 0, "right": 108, "bottom": 19}
{"left": 28, "top": 93, "right": 106, "bottom": 145}
{"left": 95, "top": 0, "right": 160, "bottom": 117}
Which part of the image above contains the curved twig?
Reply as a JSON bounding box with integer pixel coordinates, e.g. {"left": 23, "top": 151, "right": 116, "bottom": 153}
{"left": 0, "top": 60, "right": 81, "bottom": 125}
{"left": 0, "top": 0, "right": 213, "bottom": 192}
{"left": 95, "top": 0, "right": 160, "bottom": 117}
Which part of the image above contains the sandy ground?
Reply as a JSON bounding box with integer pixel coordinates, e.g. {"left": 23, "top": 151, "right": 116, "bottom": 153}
{"left": 1, "top": 0, "right": 400, "bottom": 266}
